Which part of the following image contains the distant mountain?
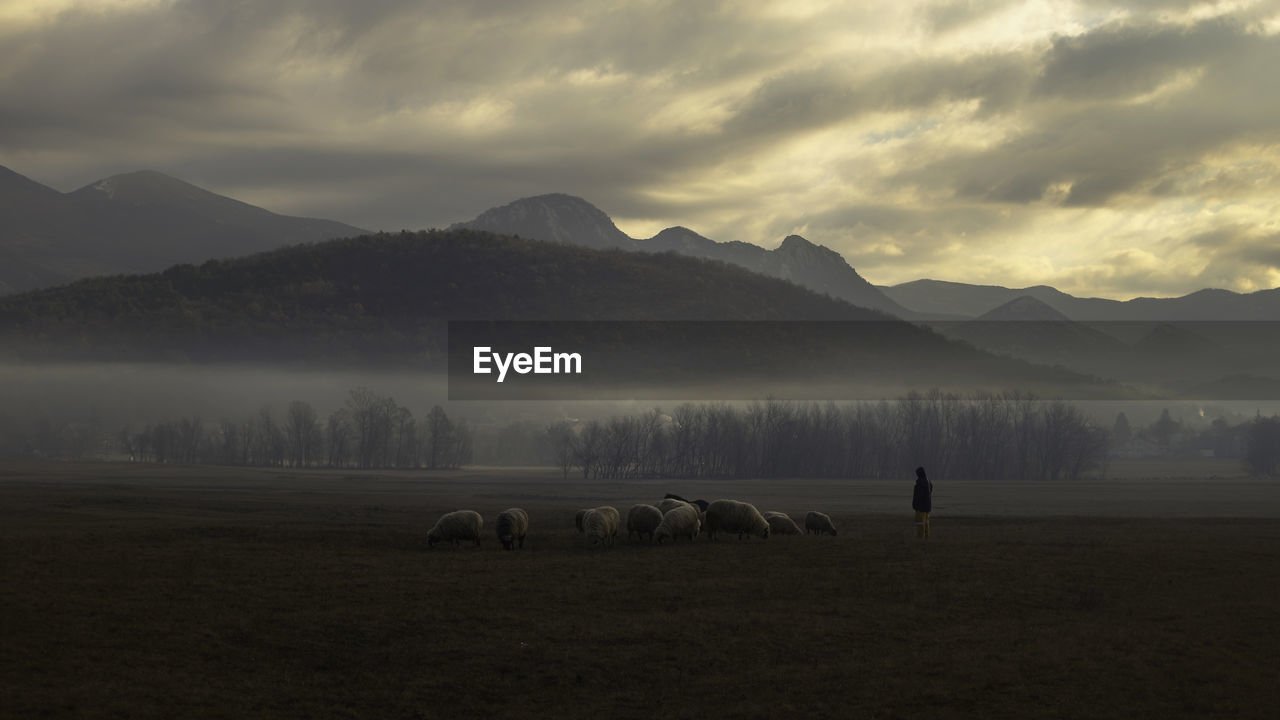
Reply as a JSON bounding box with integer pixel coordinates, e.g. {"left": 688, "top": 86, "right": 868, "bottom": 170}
{"left": 935, "top": 296, "right": 1131, "bottom": 375}
{"left": 920, "top": 294, "right": 1280, "bottom": 395}
{"left": 0, "top": 165, "right": 367, "bottom": 293}
{"left": 0, "top": 228, "right": 1119, "bottom": 398}
{"left": 455, "top": 194, "right": 914, "bottom": 318}
{"left": 1179, "top": 374, "right": 1280, "bottom": 401}
{"left": 453, "top": 193, "right": 636, "bottom": 251}
{"left": 974, "top": 295, "right": 1072, "bottom": 322}
{"left": 881, "top": 279, "right": 1280, "bottom": 321}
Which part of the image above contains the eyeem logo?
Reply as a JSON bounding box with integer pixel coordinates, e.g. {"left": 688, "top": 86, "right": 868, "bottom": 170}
{"left": 473, "top": 346, "right": 583, "bottom": 383}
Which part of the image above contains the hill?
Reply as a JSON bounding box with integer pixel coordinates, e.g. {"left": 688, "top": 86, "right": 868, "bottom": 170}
{"left": 0, "top": 228, "right": 1113, "bottom": 398}
{"left": 882, "top": 279, "right": 1280, "bottom": 321}
{"left": 454, "top": 194, "right": 914, "bottom": 318}
{"left": 934, "top": 296, "right": 1132, "bottom": 378}
{"left": 0, "top": 165, "right": 367, "bottom": 293}
{"left": 973, "top": 295, "right": 1072, "bottom": 322}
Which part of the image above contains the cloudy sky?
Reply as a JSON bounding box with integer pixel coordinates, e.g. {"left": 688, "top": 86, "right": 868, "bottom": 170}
{"left": 2, "top": 0, "right": 1278, "bottom": 298}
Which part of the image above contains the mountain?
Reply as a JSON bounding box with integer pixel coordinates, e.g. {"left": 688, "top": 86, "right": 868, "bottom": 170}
{"left": 455, "top": 194, "right": 914, "bottom": 318}
{"left": 881, "top": 279, "right": 1280, "bottom": 321}
{"left": 935, "top": 296, "right": 1132, "bottom": 376}
{"left": 916, "top": 294, "right": 1280, "bottom": 395}
{"left": 0, "top": 165, "right": 367, "bottom": 293}
{"left": 0, "top": 228, "right": 1118, "bottom": 398}
{"left": 453, "top": 193, "right": 635, "bottom": 251}
{"left": 973, "top": 295, "right": 1073, "bottom": 322}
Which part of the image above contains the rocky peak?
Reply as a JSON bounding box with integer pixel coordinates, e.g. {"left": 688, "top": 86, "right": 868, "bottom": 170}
{"left": 454, "top": 193, "right": 635, "bottom": 251}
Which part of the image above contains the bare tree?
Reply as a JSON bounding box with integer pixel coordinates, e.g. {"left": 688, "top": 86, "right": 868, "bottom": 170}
{"left": 284, "top": 400, "right": 320, "bottom": 468}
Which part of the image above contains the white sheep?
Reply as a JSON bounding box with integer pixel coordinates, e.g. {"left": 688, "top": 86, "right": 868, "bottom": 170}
{"left": 804, "top": 511, "right": 838, "bottom": 536}
{"left": 582, "top": 506, "right": 620, "bottom": 546}
{"left": 427, "top": 510, "right": 484, "bottom": 548}
{"left": 495, "top": 508, "right": 529, "bottom": 550}
{"left": 654, "top": 504, "right": 701, "bottom": 544}
{"left": 763, "top": 511, "right": 802, "bottom": 536}
{"left": 659, "top": 497, "right": 706, "bottom": 532}
{"left": 627, "top": 504, "right": 663, "bottom": 542}
{"left": 704, "top": 499, "right": 770, "bottom": 540}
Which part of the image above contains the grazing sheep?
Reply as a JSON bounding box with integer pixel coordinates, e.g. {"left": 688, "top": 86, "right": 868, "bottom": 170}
{"left": 704, "top": 499, "right": 770, "bottom": 540}
{"left": 574, "top": 509, "right": 589, "bottom": 533}
{"left": 582, "top": 506, "right": 620, "bottom": 546}
{"left": 805, "top": 511, "right": 838, "bottom": 536}
{"left": 664, "top": 493, "right": 709, "bottom": 513}
{"left": 763, "top": 511, "right": 803, "bottom": 536}
{"left": 658, "top": 497, "right": 694, "bottom": 516}
{"left": 627, "top": 504, "right": 663, "bottom": 542}
{"left": 427, "top": 510, "right": 484, "bottom": 548}
{"left": 495, "top": 508, "right": 529, "bottom": 550}
{"left": 654, "top": 504, "right": 701, "bottom": 544}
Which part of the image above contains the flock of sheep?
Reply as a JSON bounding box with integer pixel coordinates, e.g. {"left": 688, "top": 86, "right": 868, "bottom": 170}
{"left": 425, "top": 494, "right": 838, "bottom": 549}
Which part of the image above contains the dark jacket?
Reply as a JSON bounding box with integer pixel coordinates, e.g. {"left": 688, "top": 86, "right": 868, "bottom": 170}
{"left": 912, "top": 476, "right": 933, "bottom": 513}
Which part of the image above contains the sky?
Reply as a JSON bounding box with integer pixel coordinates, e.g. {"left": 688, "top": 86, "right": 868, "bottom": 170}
{"left": 2, "top": 0, "right": 1279, "bottom": 299}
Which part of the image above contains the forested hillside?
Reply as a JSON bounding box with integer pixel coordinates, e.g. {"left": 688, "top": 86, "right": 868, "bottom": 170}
{"left": 0, "top": 229, "right": 890, "bottom": 365}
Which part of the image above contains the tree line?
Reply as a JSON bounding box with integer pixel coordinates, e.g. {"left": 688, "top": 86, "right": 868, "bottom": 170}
{"left": 548, "top": 392, "right": 1113, "bottom": 481}
{"left": 116, "top": 388, "right": 472, "bottom": 469}
{"left": 7, "top": 386, "right": 1280, "bottom": 478}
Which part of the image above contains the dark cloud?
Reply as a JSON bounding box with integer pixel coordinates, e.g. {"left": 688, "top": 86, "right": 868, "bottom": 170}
{"left": 723, "top": 51, "right": 1033, "bottom": 139}
{"left": 896, "top": 19, "right": 1280, "bottom": 207}
{"left": 1035, "top": 19, "right": 1243, "bottom": 100}
{"left": 1, "top": 1, "right": 1278, "bottom": 297}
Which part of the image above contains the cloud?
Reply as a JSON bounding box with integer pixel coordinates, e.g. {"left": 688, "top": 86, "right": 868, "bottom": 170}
{"left": 0, "top": 0, "right": 1278, "bottom": 298}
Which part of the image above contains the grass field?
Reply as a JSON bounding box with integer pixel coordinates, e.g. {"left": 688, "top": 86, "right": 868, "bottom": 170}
{"left": 2, "top": 462, "right": 1278, "bottom": 718}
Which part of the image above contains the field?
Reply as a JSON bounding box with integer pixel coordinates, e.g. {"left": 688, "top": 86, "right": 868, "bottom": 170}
{"left": 2, "top": 461, "right": 1279, "bottom": 719}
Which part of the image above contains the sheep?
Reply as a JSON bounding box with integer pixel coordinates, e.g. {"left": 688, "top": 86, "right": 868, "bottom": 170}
{"left": 626, "top": 504, "right": 663, "bottom": 542}
{"left": 658, "top": 497, "right": 694, "bottom": 516}
{"left": 582, "top": 506, "right": 620, "bottom": 546}
{"left": 704, "top": 499, "right": 770, "bottom": 540}
{"left": 654, "top": 504, "right": 701, "bottom": 544}
{"left": 663, "top": 493, "right": 709, "bottom": 513}
{"left": 495, "top": 508, "right": 529, "bottom": 550}
{"left": 427, "top": 510, "right": 483, "bottom": 548}
{"left": 804, "top": 511, "right": 838, "bottom": 536}
{"left": 763, "top": 511, "right": 803, "bottom": 536}
{"left": 574, "top": 509, "right": 589, "bottom": 533}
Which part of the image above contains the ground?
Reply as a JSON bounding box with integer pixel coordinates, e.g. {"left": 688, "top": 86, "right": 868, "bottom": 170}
{"left": 1, "top": 461, "right": 1277, "bottom": 719}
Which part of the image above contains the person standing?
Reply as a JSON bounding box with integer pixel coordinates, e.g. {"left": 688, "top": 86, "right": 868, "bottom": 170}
{"left": 912, "top": 466, "right": 933, "bottom": 539}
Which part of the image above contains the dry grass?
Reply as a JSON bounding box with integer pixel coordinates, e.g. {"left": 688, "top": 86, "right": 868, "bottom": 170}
{"left": 2, "top": 462, "right": 1278, "bottom": 719}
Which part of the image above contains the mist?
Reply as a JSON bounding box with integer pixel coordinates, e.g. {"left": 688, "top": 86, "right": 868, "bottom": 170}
{"left": 5, "top": 362, "right": 1279, "bottom": 475}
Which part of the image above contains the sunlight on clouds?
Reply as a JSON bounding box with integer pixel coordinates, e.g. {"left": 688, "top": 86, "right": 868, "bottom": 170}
{"left": 3, "top": 0, "right": 1277, "bottom": 297}
{"left": 0, "top": 0, "right": 169, "bottom": 24}
{"left": 1121, "top": 67, "right": 1206, "bottom": 106}
{"left": 564, "top": 66, "right": 630, "bottom": 86}
{"left": 1161, "top": 0, "right": 1266, "bottom": 25}
{"left": 423, "top": 97, "right": 517, "bottom": 135}
{"left": 758, "top": 0, "right": 839, "bottom": 21}
{"left": 1142, "top": 144, "right": 1280, "bottom": 202}
{"left": 642, "top": 92, "right": 734, "bottom": 135}
{"left": 930, "top": 0, "right": 1099, "bottom": 54}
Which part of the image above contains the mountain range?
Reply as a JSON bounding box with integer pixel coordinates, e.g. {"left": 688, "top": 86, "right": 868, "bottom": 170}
{"left": 1, "top": 164, "right": 1275, "bottom": 396}
{"left": 0, "top": 228, "right": 1121, "bottom": 399}
{"left": 881, "top": 278, "right": 1280, "bottom": 322}
{"left": 0, "top": 165, "right": 366, "bottom": 293}
{"left": 453, "top": 194, "right": 914, "bottom": 318}
{"left": 454, "top": 193, "right": 1280, "bottom": 323}
{"left": 3, "top": 164, "right": 1277, "bottom": 325}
